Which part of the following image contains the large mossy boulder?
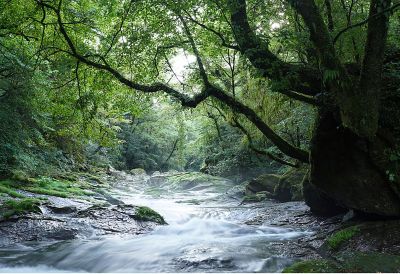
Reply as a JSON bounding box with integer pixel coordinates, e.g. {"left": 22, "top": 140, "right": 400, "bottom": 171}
{"left": 310, "top": 112, "right": 400, "bottom": 217}
{"left": 273, "top": 166, "right": 307, "bottom": 202}
{"left": 245, "top": 166, "right": 306, "bottom": 202}
{"left": 129, "top": 168, "right": 147, "bottom": 176}
{"left": 245, "top": 174, "right": 280, "bottom": 195}
{"left": 147, "top": 172, "right": 232, "bottom": 192}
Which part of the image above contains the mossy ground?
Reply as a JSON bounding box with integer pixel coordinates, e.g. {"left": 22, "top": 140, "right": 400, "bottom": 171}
{"left": 1, "top": 176, "right": 95, "bottom": 199}
{"left": 0, "top": 198, "right": 41, "bottom": 219}
{"left": 134, "top": 206, "right": 167, "bottom": 224}
{"left": 283, "top": 259, "right": 340, "bottom": 273}
{"left": 0, "top": 181, "right": 26, "bottom": 198}
{"left": 0, "top": 173, "right": 105, "bottom": 218}
{"left": 283, "top": 252, "right": 400, "bottom": 273}
{"left": 327, "top": 225, "right": 360, "bottom": 250}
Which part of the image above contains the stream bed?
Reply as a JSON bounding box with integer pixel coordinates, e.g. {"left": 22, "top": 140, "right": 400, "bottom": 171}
{"left": 0, "top": 171, "right": 320, "bottom": 272}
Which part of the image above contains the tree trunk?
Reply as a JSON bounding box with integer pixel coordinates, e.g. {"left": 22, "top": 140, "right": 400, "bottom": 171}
{"left": 308, "top": 107, "right": 400, "bottom": 217}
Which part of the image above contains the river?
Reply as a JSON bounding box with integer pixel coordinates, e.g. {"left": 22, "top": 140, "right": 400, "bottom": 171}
{"left": 0, "top": 172, "right": 314, "bottom": 272}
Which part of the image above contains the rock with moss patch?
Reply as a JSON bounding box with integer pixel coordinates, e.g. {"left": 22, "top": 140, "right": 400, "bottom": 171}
{"left": 273, "top": 166, "right": 307, "bottom": 202}
{"left": 0, "top": 198, "right": 42, "bottom": 220}
{"left": 338, "top": 251, "right": 400, "bottom": 272}
{"left": 283, "top": 259, "right": 341, "bottom": 273}
{"left": 245, "top": 174, "right": 280, "bottom": 195}
{"left": 241, "top": 191, "right": 274, "bottom": 204}
{"left": 133, "top": 206, "right": 167, "bottom": 224}
{"left": 326, "top": 225, "right": 360, "bottom": 250}
{"left": 148, "top": 172, "right": 232, "bottom": 192}
{"left": 129, "top": 168, "right": 147, "bottom": 176}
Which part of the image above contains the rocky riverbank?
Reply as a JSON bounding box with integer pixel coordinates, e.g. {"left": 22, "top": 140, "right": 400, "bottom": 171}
{"left": 1, "top": 168, "right": 400, "bottom": 272}
{"left": 0, "top": 169, "right": 166, "bottom": 247}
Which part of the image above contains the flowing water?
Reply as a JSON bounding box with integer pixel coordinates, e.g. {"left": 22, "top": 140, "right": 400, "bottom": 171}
{"left": 0, "top": 172, "right": 313, "bottom": 272}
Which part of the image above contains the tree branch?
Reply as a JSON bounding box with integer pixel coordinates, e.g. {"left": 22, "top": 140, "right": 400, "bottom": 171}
{"left": 37, "top": 0, "right": 210, "bottom": 108}
{"left": 324, "top": 0, "right": 334, "bottom": 31}
{"left": 182, "top": 11, "right": 240, "bottom": 51}
{"left": 38, "top": 0, "right": 309, "bottom": 163}
{"left": 227, "top": 0, "right": 321, "bottom": 96}
{"left": 334, "top": 2, "right": 400, "bottom": 44}
{"left": 178, "top": 14, "right": 210, "bottom": 86}
{"left": 230, "top": 117, "right": 299, "bottom": 167}
{"left": 287, "top": 0, "right": 345, "bottom": 80}
{"left": 209, "top": 87, "right": 309, "bottom": 163}
{"left": 277, "top": 89, "right": 320, "bottom": 106}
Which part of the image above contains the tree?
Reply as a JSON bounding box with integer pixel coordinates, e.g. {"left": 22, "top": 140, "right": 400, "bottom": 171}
{"left": 8, "top": 0, "right": 400, "bottom": 216}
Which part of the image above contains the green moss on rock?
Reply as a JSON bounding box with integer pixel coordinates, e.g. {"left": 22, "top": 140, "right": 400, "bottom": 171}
{"left": 327, "top": 226, "right": 360, "bottom": 250}
{"left": 134, "top": 206, "right": 167, "bottom": 224}
{"left": 0, "top": 180, "right": 26, "bottom": 198}
{"left": 283, "top": 259, "right": 340, "bottom": 273}
{"left": 1, "top": 198, "right": 41, "bottom": 219}
{"left": 9, "top": 176, "right": 94, "bottom": 198}
{"left": 339, "top": 252, "right": 400, "bottom": 272}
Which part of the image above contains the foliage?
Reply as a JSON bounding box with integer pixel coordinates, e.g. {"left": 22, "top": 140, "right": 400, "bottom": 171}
{"left": 0, "top": 0, "right": 399, "bottom": 186}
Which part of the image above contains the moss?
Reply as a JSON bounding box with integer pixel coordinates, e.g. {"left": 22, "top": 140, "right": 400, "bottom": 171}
{"left": 134, "top": 206, "right": 167, "bottom": 224}
{"left": 22, "top": 187, "right": 69, "bottom": 198}
{"left": 283, "top": 253, "right": 400, "bottom": 273}
{"left": 12, "top": 176, "right": 94, "bottom": 198}
{"left": 327, "top": 226, "right": 360, "bottom": 250}
{"left": 0, "top": 180, "right": 26, "bottom": 198}
{"left": 339, "top": 252, "right": 400, "bottom": 272}
{"left": 1, "top": 198, "right": 41, "bottom": 219}
{"left": 241, "top": 191, "right": 272, "bottom": 204}
{"left": 283, "top": 259, "right": 341, "bottom": 273}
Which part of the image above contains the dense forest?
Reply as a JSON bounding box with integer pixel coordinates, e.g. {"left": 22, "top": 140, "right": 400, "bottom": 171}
{"left": 0, "top": 0, "right": 400, "bottom": 272}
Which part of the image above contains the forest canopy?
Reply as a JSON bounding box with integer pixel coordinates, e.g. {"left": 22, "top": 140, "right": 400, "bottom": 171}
{"left": 1, "top": 0, "right": 400, "bottom": 217}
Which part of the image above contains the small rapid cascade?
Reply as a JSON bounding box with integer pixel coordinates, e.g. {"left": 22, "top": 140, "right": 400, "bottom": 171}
{"left": 0, "top": 171, "right": 313, "bottom": 272}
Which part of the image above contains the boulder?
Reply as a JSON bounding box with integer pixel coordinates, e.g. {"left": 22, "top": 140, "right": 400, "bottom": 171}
{"left": 129, "top": 168, "right": 147, "bottom": 176}
{"left": 273, "top": 166, "right": 307, "bottom": 202}
{"left": 245, "top": 174, "right": 280, "bottom": 195}
{"left": 303, "top": 176, "right": 346, "bottom": 216}
{"left": 310, "top": 112, "right": 400, "bottom": 217}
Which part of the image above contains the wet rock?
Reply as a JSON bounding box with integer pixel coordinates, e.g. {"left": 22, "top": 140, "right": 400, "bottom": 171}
{"left": 245, "top": 174, "right": 280, "bottom": 195}
{"left": 147, "top": 172, "right": 232, "bottom": 192}
{"left": 129, "top": 168, "right": 147, "bottom": 176}
{"left": 0, "top": 185, "right": 165, "bottom": 247}
{"left": 47, "top": 205, "right": 77, "bottom": 214}
{"left": 101, "top": 192, "right": 124, "bottom": 205}
{"left": 324, "top": 220, "right": 400, "bottom": 255}
{"left": 241, "top": 191, "right": 274, "bottom": 204}
{"left": 284, "top": 219, "right": 400, "bottom": 273}
{"left": 303, "top": 176, "right": 346, "bottom": 216}
{"left": 273, "top": 166, "right": 307, "bottom": 202}
{"left": 147, "top": 175, "right": 167, "bottom": 186}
